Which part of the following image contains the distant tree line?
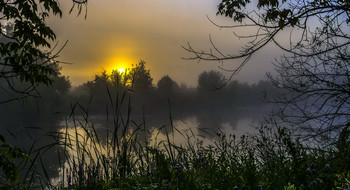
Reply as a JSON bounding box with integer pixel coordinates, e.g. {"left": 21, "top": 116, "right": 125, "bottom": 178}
{"left": 0, "top": 58, "right": 277, "bottom": 136}
{"left": 70, "top": 60, "right": 278, "bottom": 116}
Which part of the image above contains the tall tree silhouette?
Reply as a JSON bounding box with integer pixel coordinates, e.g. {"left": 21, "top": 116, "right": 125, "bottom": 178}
{"left": 157, "top": 75, "right": 179, "bottom": 93}
{"left": 110, "top": 69, "right": 131, "bottom": 89}
{"left": 197, "top": 70, "right": 226, "bottom": 92}
{"left": 129, "top": 60, "right": 154, "bottom": 94}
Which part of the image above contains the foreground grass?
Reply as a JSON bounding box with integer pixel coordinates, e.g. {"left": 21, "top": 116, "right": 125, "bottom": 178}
{"left": 51, "top": 92, "right": 350, "bottom": 190}
{"left": 53, "top": 122, "right": 350, "bottom": 190}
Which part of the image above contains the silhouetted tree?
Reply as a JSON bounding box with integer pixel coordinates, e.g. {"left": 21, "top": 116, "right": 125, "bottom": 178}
{"left": 267, "top": 41, "right": 350, "bottom": 144}
{"left": 129, "top": 60, "right": 154, "bottom": 94}
{"left": 110, "top": 69, "right": 131, "bottom": 89}
{"left": 155, "top": 75, "right": 180, "bottom": 108}
{"left": 88, "top": 70, "right": 111, "bottom": 94}
{"left": 157, "top": 75, "right": 179, "bottom": 93}
{"left": 52, "top": 75, "right": 71, "bottom": 95}
{"left": 46, "top": 65, "right": 71, "bottom": 95}
{"left": 197, "top": 70, "right": 226, "bottom": 92}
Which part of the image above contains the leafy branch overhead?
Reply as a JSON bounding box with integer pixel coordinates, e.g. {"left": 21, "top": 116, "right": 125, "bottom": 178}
{"left": 185, "top": 0, "right": 350, "bottom": 64}
{"left": 217, "top": 0, "right": 350, "bottom": 28}
{"left": 0, "top": 0, "right": 86, "bottom": 102}
{"left": 0, "top": 0, "right": 62, "bottom": 85}
{"left": 184, "top": 0, "right": 350, "bottom": 144}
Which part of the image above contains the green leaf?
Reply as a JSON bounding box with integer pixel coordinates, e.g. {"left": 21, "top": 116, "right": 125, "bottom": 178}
{"left": 279, "top": 20, "right": 285, "bottom": 29}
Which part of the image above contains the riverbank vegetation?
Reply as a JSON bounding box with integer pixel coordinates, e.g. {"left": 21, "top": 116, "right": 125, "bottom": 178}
{"left": 53, "top": 99, "right": 350, "bottom": 190}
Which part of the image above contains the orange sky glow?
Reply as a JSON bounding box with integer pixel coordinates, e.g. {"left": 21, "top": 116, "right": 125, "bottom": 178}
{"left": 48, "top": 0, "right": 277, "bottom": 87}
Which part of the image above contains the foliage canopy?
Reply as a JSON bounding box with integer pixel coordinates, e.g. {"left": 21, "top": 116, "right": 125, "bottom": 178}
{"left": 0, "top": 0, "right": 86, "bottom": 102}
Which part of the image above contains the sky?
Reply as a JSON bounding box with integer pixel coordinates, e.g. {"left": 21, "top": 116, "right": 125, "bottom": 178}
{"left": 48, "top": 0, "right": 278, "bottom": 87}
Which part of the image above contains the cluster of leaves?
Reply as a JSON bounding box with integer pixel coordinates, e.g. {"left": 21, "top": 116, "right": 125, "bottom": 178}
{"left": 0, "top": 0, "right": 62, "bottom": 85}
{"left": 0, "top": 134, "right": 27, "bottom": 188}
{"left": 0, "top": 0, "right": 87, "bottom": 103}
{"left": 217, "top": 0, "right": 349, "bottom": 29}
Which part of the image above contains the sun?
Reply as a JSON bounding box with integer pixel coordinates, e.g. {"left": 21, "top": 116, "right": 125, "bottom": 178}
{"left": 106, "top": 57, "right": 132, "bottom": 74}
{"left": 118, "top": 68, "right": 125, "bottom": 73}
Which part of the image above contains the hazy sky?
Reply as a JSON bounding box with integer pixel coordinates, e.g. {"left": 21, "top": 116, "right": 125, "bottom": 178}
{"left": 48, "top": 0, "right": 278, "bottom": 86}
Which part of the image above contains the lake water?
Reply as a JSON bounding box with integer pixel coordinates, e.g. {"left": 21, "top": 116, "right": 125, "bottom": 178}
{"left": 1, "top": 100, "right": 270, "bottom": 187}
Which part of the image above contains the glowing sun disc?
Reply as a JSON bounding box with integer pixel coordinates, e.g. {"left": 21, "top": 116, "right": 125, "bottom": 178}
{"left": 118, "top": 68, "right": 125, "bottom": 73}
